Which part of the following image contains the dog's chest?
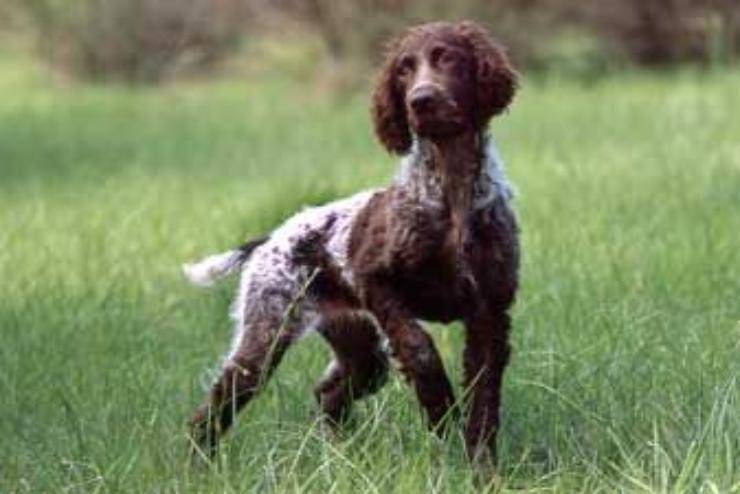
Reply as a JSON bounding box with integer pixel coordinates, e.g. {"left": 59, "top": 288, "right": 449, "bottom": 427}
{"left": 388, "top": 204, "right": 495, "bottom": 319}
{"left": 348, "top": 190, "right": 518, "bottom": 321}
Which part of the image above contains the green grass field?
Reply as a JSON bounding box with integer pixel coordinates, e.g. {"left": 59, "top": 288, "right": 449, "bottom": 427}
{"left": 1, "top": 49, "right": 739, "bottom": 492}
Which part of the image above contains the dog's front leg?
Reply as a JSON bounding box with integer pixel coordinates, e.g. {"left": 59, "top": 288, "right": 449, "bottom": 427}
{"left": 462, "top": 309, "right": 512, "bottom": 466}
{"left": 367, "top": 288, "right": 456, "bottom": 435}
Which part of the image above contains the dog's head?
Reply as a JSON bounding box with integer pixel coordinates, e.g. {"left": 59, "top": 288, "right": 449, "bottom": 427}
{"left": 372, "top": 21, "right": 518, "bottom": 155}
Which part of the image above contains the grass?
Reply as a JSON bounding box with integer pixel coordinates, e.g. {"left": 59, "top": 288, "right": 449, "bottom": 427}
{"left": 1, "top": 46, "right": 738, "bottom": 492}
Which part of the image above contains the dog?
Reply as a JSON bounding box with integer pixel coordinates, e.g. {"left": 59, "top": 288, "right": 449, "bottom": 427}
{"left": 185, "top": 20, "right": 519, "bottom": 465}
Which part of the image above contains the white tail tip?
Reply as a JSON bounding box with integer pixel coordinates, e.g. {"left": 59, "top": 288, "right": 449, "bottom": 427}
{"left": 182, "top": 250, "right": 242, "bottom": 287}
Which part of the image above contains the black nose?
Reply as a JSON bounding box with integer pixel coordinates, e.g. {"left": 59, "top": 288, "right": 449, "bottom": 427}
{"left": 409, "top": 87, "right": 439, "bottom": 112}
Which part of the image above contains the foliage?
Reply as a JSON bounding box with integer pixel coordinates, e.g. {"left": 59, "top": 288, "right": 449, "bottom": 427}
{"left": 12, "top": 0, "right": 249, "bottom": 82}
{"left": 6, "top": 0, "right": 740, "bottom": 82}
{"left": 583, "top": 0, "right": 740, "bottom": 66}
{"left": 255, "top": 0, "right": 572, "bottom": 67}
{"left": 259, "top": 0, "right": 740, "bottom": 71}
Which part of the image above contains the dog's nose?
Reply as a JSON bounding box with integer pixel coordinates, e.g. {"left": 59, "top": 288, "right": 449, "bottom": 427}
{"left": 409, "top": 86, "right": 440, "bottom": 112}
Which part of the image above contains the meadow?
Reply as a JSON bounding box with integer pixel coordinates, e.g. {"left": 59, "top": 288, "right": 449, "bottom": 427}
{"left": 1, "top": 46, "right": 738, "bottom": 492}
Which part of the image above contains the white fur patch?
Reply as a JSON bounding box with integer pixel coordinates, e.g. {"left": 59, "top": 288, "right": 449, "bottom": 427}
{"left": 182, "top": 250, "right": 243, "bottom": 287}
{"left": 395, "top": 135, "right": 514, "bottom": 210}
{"left": 225, "top": 190, "right": 378, "bottom": 361}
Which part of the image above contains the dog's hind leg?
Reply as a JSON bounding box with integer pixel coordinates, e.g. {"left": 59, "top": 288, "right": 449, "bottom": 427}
{"left": 188, "top": 314, "right": 299, "bottom": 460}
{"left": 291, "top": 237, "right": 390, "bottom": 426}
{"left": 314, "top": 311, "right": 388, "bottom": 426}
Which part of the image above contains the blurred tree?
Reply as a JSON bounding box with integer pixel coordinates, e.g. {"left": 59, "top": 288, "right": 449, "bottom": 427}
{"left": 7, "top": 0, "right": 740, "bottom": 82}
{"left": 14, "top": 0, "right": 250, "bottom": 82}
{"left": 252, "top": 0, "right": 570, "bottom": 67}
{"left": 583, "top": 0, "right": 739, "bottom": 65}
{"left": 253, "top": 0, "right": 740, "bottom": 71}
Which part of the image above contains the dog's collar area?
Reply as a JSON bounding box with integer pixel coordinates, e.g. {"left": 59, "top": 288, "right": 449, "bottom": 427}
{"left": 395, "top": 132, "right": 513, "bottom": 211}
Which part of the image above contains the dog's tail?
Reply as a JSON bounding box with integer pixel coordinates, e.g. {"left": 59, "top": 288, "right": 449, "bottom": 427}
{"left": 182, "top": 236, "right": 268, "bottom": 287}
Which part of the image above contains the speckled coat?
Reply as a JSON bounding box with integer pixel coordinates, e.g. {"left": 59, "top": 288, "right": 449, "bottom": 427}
{"left": 184, "top": 20, "right": 520, "bottom": 465}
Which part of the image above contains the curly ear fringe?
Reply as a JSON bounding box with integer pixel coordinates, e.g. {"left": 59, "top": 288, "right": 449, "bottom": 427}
{"left": 371, "top": 39, "right": 412, "bottom": 155}
{"left": 456, "top": 21, "right": 519, "bottom": 128}
{"left": 371, "top": 21, "right": 517, "bottom": 152}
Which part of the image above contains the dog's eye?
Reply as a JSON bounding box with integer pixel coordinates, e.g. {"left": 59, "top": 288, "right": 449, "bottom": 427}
{"left": 430, "top": 46, "right": 447, "bottom": 65}
{"left": 396, "top": 55, "right": 416, "bottom": 76}
{"left": 439, "top": 50, "right": 460, "bottom": 67}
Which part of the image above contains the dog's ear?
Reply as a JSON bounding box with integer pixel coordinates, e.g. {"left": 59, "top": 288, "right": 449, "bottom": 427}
{"left": 457, "top": 21, "right": 518, "bottom": 128}
{"left": 371, "top": 41, "right": 412, "bottom": 155}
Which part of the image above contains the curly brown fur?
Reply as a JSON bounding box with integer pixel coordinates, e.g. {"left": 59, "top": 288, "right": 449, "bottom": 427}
{"left": 359, "top": 20, "right": 519, "bottom": 461}
{"left": 372, "top": 21, "right": 517, "bottom": 155}
{"left": 186, "top": 20, "right": 520, "bottom": 469}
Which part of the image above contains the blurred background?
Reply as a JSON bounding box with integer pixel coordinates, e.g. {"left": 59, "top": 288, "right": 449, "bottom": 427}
{"left": 2, "top": 2, "right": 739, "bottom": 492}
{"left": 1, "top": 0, "right": 739, "bottom": 85}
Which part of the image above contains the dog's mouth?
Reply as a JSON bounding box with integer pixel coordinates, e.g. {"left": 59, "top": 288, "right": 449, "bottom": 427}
{"left": 408, "top": 106, "right": 467, "bottom": 138}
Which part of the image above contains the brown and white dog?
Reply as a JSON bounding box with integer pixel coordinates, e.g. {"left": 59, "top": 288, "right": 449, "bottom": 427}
{"left": 184, "top": 20, "right": 519, "bottom": 465}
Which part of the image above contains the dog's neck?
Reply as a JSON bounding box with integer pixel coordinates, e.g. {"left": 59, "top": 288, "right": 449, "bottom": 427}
{"left": 395, "top": 131, "right": 512, "bottom": 213}
{"left": 394, "top": 131, "right": 514, "bottom": 252}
